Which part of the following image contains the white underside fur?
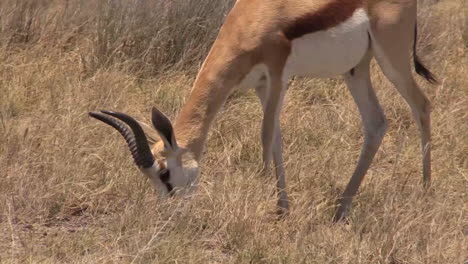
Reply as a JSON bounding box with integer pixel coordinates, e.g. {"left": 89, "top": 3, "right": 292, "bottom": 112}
{"left": 284, "top": 8, "right": 370, "bottom": 80}
{"left": 238, "top": 8, "right": 370, "bottom": 90}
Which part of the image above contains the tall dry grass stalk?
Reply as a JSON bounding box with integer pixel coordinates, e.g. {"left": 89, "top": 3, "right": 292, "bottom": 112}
{"left": 0, "top": 0, "right": 234, "bottom": 74}
{"left": 0, "top": 0, "right": 466, "bottom": 263}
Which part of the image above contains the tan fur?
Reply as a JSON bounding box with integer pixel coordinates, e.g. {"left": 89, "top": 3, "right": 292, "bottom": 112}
{"left": 154, "top": 0, "right": 420, "bottom": 156}
{"left": 150, "top": 0, "right": 431, "bottom": 219}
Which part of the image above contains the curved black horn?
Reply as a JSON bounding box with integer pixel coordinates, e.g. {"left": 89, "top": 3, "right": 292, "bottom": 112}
{"left": 89, "top": 111, "right": 155, "bottom": 168}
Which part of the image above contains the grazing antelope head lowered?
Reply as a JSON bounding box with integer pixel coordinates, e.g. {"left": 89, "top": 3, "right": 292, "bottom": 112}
{"left": 90, "top": 0, "right": 436, "bottom": 221}
{"left": 89, "top": 108, "right": 199, "bottom": 196}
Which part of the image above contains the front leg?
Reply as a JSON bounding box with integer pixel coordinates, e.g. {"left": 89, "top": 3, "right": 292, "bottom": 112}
{"left": 255, "top": 74, "right": 289, "bottom": 215}
{"left": 271, "top": 124, "right": 288, "bottom": 214}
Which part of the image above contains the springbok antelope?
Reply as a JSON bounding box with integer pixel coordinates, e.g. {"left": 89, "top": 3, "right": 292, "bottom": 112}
{"left": 90, "top": 0, "right": 436, "bottom": 221}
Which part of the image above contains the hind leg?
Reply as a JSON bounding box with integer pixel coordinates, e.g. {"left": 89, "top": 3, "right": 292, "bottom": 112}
{"left": 370, "top": 22, "right": 432, "bottom": 187}
{"left": 334, "top": 53, "right": 388, "bottom": 221}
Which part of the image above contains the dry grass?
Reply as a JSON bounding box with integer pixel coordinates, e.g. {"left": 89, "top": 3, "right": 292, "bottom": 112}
{"left": 0, "top": 0, "right": 466, "bottom": 263}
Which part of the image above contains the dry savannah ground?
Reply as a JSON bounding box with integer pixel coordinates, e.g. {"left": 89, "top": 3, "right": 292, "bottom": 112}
{"left": 0, "top": 0, "right": 466, "bottom": 263}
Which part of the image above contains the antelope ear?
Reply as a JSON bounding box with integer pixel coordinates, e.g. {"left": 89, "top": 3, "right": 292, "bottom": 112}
{"left": 137, "top": 120, "right": 160, "bottom": 146}
{"left": 151, "top": 107, "right": 178, "bottom": 150}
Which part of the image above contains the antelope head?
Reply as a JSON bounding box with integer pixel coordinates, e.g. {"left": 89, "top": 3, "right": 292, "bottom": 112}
{"left": 89, "top": 107, "right": 199, "bottom": 196}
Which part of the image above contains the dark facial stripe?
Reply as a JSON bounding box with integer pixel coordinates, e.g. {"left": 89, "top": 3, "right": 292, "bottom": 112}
{"left": 159, "top": 169, "right": 174, "bottom": 194}
{"left": 283, "top": 0, "right": 362, "bottom": 40}
{"left": 164, "top": 182, "right": 174, "bottom": 194}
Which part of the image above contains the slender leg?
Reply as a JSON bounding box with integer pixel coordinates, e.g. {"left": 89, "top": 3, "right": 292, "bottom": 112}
{"left": 371, "top": 34, "right": 432, "bottom": 187}
{"left": 272, "top": 125, "right": 288, "bottom": 213}
{"left": 255, "top": 74, "right": 289, "bottom": 214}
{"left": 384, "top": 76, "right": 431, "bottom": 187}
{"left": 369, "top": 1, "right": 432, "bottom": 187}
{"left": 334, "top": 54, "right": 388, "bottom": 222}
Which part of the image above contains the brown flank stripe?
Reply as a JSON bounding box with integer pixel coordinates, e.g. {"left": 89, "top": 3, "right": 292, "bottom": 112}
{"left": 283, "top": 0, "right": 363, "bottom": 40}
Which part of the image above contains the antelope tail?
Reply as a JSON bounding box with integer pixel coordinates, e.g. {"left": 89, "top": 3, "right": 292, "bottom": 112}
{"left": 413, "top": 22, "right": 437, "bottom": 84}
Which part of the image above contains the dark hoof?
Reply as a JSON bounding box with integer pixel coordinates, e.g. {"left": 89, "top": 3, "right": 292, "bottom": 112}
{"left": 333, "top": 204, "right": 350, "bottom": 223}
{"left": 276, "top": 208, "right": 289, "bottom": 219}
{"left": 276, "top": 200, "right": 289, "bottom": 219}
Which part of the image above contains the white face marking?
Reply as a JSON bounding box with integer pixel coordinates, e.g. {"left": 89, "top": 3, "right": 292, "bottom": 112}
{"left": 166, "top": 154, "right": 199, "bottom": 195}
{"left": 139, "top": 153, "right": 199, "bottom": 197}
{"left": 140, "top": 162, "right": 169, "bottom": 196}
{"left": 284, "top": 8, "right": 370, "bottom": 80}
